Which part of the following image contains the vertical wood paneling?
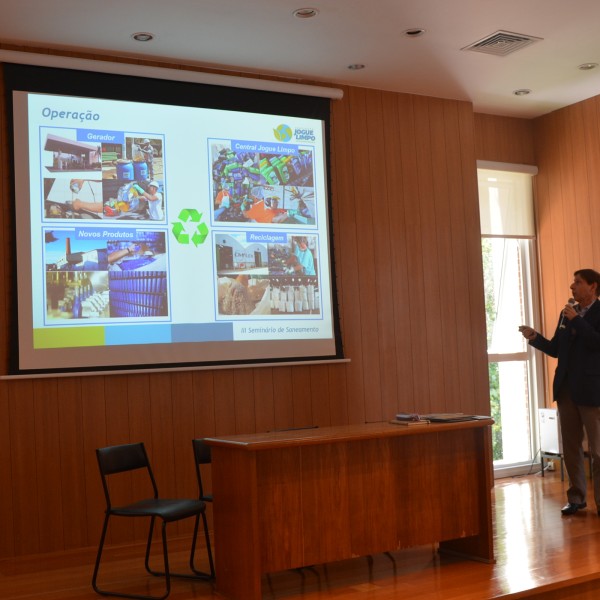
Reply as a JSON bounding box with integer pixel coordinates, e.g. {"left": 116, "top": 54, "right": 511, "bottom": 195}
{"left": 397, "top": 94, "right": 430, "bottom": 409}
{"left": 444, "top": 101, "right": 474, "bottom": 411}
{"left": 329, "top": 86, "right": 365, "bottom": 424}
{"left": 380, "top": 92, "right": 412, "bottom": 417}
{"left": 149, "top": 373, "right": 176, "bottom": 492}
{"left": 0, "top": 48, "right": 492, "bottom": 559}
{"left": 252, "top": 367, "right": 275, "bottom": 432}
{"left": 558, "top": 111, "right": 580, "bottom": 266}
{"left": 172, "top": 372, "right": 198, "bottom": 499}
{"left": 57, "top": 377, "right": 87, "bottom": 550}
{"left": 430, "top": 98, "right": 461, "bottom": 411}
{"left": 309, "top": 364, "right": 332, "bottom": 427}
{"left": 326, "top": 362, "right": 348, "bottom": 425}
{"left": 458, "top": 102, "right": 490, "bottom": 413}
{"left": 8, "top": 380, "right": 40, "bottom": 555}
{"left": 233, "top": 368, "right": 256, "bottom": 433}
{"left": 290, "top": 365, "right": 312, "bottom": 426}
{"left": 272, "top": 366, "right": 294, "bottom": 430}
{"left": 347, "top": 87, "right": 379, "bottom": 422}
{"left": 81, "top": 376, "right": 108, "bottom": 548}
{"left": 582, "top": 100, "right": 600, "bottom": 261}
{"left": 571, "top": 104, "right": 594, "bottom": 261}
{"left": 0, "top": 381, "right": 14, "bottom": 558}
{"left": 33, "top": 378, "right": 65, "bottom": 552}
{"left": 364, "top": 91, "right": 397, "bottom": 423}
{"left": 192, "top": 369, "right": 216, "bottom": 436}
{"left": 212, "top": 370, "right": 236, "bottom": 434}
{"left": 474, "top": 113, "right": 535, "bottom": 165}
{"left": 546, "top": 113, "right": 569, "bottom": 307}
{"left": 414, "top": 96, "right": 442, "bottom": 413}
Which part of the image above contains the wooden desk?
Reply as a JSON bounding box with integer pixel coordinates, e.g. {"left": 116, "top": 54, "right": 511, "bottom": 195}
{"left": 205, "top": 420, "right": 494, "bottom": 600}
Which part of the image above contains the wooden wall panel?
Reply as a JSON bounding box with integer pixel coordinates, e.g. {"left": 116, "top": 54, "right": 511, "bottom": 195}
{"left": 414, "top": 96, "right": 443, "bottom": 415}
{"left": 346, "top": 87, "right": 380, "bottom": 423}
{"left": 582, "top": 100, "right": 600, "bottom": 260}
{"left": 33, "top": 378, "right": 64, "bottom": 552}
{"left": 458, "top": 102, "right": 491, "bottom": 414}
{"left": 329, "top": 85, "right": 365, "bottom": 425}
{"left": 397, "top": 94, "right": 431, "bottom": 409}
{"left": 172, "top": 372, "right": 198, "bottom": 500}
{"left": 57, "top": 377, "right": 87, "bottom": 550}
{"left": 271, "top": 365, "right": 294, "bottom": 429}
{"left": 380, "top": 93, "right": 412, "bottom": 420}
{"left": 0, "top": 381, "right": 14, "bottom": 558}
{"left": 309, "top": 364, "right": 332, "bottom": 427}
{"left": 474, "top": 112, "right": 535, "bottom": 165}
{"left": 363, "top": 89, "right": 393, "bottom": 424}
{"left": 251, "top": 367, "right": 275, "bottom": 433}
{"left": 0, "top": 46, "right": 491, "bottom": 559}
{"left": 445, "top": 102, "right": 477, "bottom": 409}
{"left": 80, "top": 376, "right": 108, "bottom": 548}
{"left": 7, "top": 380, "right": 39, "bottom": 555}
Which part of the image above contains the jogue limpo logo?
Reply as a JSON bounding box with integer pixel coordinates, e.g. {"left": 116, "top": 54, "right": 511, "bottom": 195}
{"left": 273, "top": 124, "right": 293, "bottom": 142}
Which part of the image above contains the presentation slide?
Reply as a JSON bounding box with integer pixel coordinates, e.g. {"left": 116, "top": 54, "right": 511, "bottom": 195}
{"left": 11, "top": 88, "right": 338, "bottom": 372}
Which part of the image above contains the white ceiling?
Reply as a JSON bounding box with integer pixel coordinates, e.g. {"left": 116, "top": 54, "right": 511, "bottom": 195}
{"left": 2, "top": 0, "right": 600, "bottom": 118}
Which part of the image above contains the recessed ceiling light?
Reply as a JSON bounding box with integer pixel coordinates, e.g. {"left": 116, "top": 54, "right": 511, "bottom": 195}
{"left": 403, "top": 28, "right": 425, "bottom": 37}
{"left": 348, "top": 64, "right": 365, "bottom": 71}
{"left": 578, "top": 62, "right": 598, "bottom": 71}
{"left": 513, "top": 88, "right": 531, "bottom": 96}
{"left": 293, "top": 8, "right": 319, "bottom": 19}
{"left": 131, "top": 32, "right": 155, "bottom": 42}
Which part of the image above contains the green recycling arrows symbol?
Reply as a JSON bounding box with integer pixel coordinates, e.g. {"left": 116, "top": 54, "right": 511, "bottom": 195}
{"left": 172, "top": 208, "right": 209, "bottom": 246}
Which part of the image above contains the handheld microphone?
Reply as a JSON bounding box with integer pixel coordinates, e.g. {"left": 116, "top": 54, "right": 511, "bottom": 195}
{"left": 559, "top": 298, "right": 576, "bottom": 329}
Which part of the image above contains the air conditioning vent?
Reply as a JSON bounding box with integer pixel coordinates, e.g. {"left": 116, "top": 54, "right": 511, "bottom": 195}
{"left": 462, "top": 30, "right": 543, "bottom": 56}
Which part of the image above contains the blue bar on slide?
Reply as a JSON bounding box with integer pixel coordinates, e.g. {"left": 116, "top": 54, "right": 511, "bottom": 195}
{"left": 105, "top": 324, "right": 172, "bottom": 346}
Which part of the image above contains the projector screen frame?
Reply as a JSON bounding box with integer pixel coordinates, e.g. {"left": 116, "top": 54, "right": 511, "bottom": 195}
{"left": 2, "top": 61, "right": 344, "bottom": 376}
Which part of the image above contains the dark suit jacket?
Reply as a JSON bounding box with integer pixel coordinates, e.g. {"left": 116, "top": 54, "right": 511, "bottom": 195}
{"left": 530, "top": 300, "right": 600, "bottom": 406}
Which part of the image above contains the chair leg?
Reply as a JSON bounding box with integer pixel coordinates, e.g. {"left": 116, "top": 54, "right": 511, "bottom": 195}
{"left": 161, "top": 522, "right": 171, "bottom": 599}
{"left": 94, "top": 514, "right": 169, "bottom": 600}
{"left": 144, "top": 517, "right": 158, "bottom": 576}
{"left": 146, "top": 515, "right": 213, "bottom": 582}
{"left": 91, "top": 513, "right": 110, "bottom": 595}
{"left": 190, "top": 512, "right": 215, "bottom": 579}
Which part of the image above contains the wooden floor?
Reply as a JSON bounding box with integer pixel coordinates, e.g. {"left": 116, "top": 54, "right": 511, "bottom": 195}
{"left": 2, "top": 470, "right": 600, "bottom": 600}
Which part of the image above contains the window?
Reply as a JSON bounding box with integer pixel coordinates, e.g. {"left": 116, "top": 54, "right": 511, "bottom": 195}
{"left": 478, "top": 166, "right": 543, "bottom": 477}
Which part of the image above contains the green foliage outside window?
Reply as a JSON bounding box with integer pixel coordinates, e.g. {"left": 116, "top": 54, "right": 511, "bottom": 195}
{"left": 482, "top": 239, "right": 503, "bottom": 461}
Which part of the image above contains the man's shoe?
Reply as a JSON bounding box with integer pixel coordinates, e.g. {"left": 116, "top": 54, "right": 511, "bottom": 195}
{"left": 561, "top": 502, "right": 587, "bottom": 515}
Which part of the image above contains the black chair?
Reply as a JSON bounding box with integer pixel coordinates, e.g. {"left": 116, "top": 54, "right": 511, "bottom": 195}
{"left": 92, "top": 442, "right": 214, "bottom": 600}
{"left": 191, "top": 438, "right": 215, "bottom": 577}
{"left": 192, "top": 438, "right": 213, "bottom": 504}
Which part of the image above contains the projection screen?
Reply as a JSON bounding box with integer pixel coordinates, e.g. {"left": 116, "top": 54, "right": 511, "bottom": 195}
{"left": 4, "top": 63, "right": 343, "bottom": 375}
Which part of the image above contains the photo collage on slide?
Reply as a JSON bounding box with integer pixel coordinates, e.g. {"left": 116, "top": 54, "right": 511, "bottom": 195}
{"left": 210, "top": 140, "right": 322, "bottom": 318}
{"left": 40, "top": 127, "right": 169, "bottom": 322}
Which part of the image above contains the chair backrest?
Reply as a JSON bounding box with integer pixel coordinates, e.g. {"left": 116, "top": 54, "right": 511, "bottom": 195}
{"left": 192, "top": 439, "right": 212, "bottom": 501}
{"left": 96, "top": 442, "right": 158, "bottom": 508}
